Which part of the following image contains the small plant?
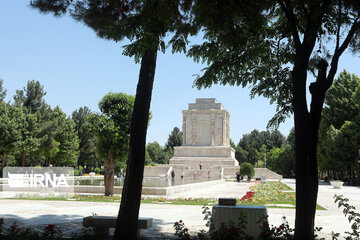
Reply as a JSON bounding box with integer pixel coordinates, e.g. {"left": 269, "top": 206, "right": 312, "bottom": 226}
{"left": 174, "top": 220, "right": 191, "bottom": 240}
{"left": 174, "top": 206, "right": 324, "bottom": 240}
{"left": 240, "top": 191, "right": 254, "bottom": 202}
{"left": 332, "top": 194, "right": 360, "bottom": 239}
{"left": 157, "top": 197, "right": 167, "bottom": 202}
{"left": 0, "top": 218, "right": 95, "bottom": 239}
{"left": 94, "top": 167, "right": 100, "bottom": 174}
{"left": 239, "top": 162, "right": 255, "bottom": 178}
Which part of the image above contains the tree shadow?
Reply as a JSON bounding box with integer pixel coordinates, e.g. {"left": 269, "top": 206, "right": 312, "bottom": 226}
{"left": 0, "top": 214, "right": 180, "bottom": 239}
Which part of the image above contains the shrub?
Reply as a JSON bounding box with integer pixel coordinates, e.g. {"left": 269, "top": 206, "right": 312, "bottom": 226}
{"left": 240, "top": 162, "right": 255, "bottom": 177}
{"left": 74, "top": 169, "right": 80, "bottom": 176}
{"left": 115, "top": 162, "right": 126, "bottom": 173}
{"left": 0, "top": 218, "right": 94, "bottom": 239}
{"left": 78, "top": 166, "right": 84, "bottom": 173}
{"left": 332, "top": 194, "right": 360, "bottom": 239}
{"left": 94, "top": 167, "right": 100, "bottom": 174}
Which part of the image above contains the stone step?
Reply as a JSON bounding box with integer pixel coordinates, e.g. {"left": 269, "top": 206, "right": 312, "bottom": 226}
{"left": 169, "top": 157, "right": 238, "bottom": 168}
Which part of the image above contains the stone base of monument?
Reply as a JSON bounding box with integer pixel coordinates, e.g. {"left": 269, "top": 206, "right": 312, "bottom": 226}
{"left": 169, "top": 146, "right": 238, "bottom": 169}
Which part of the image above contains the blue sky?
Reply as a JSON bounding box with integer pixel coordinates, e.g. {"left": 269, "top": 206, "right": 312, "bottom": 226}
{"left": 1, "top": 2, "right": 360, "bottom": 146}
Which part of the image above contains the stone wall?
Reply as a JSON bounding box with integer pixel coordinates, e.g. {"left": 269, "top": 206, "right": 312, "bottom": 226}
{"left": 182, "top": 98, "right": 230, "bottom": 147}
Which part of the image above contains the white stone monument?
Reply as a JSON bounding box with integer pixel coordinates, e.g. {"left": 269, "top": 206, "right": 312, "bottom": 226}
{"left": 169, "top": 98, "right": 238, "bottom": 169}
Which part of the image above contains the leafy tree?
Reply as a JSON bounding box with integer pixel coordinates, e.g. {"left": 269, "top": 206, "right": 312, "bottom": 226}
{"left": 270, "top": 130, "right": 286, "bottom": 149}
{"left": 0, "top": 79, "right": 6, "bottom": 102}
{"left": 256, "top": 144, "right": 267, "bottom": 168}
{"left": 0, "top": 103, "right": 21, "bottom": 169}
{"left": 87, "top": 92, "right": 134, "bottom": 196}
{"left": 266, "top": 128, "right": 295, "bottom": 176}
{"left": 234, "top": 145, "right": 248, "bottom": 165}
{"left": 31, "top": 1, "right": 194, "bottom": 237}
{"left": 72, "top": 106, "right": 97, "bottom": 168}
{"left": 147, "top": 141, "right": 166, "bottom": 164}
{"left": 144, "top": 148, "right": 153, "bottom": 166}
{"left": 239, "top": 162, "right": 254, "bottom": 177}
{"left": 164, "top": 127, "right": 182, "bottom": 157}
{"left": 318, "top": 71, "right": 360, "bottom": 181}
{"left": 238, "top": 129, "right": 285, "bottom": 158}
{"left": 17, "top": 112, "right": 40, "bottom": 166}
{"left": 188, "top": 1, "right": 360, "bottom": 237}
{"left": 267, "top": 147, "right": 285, "bottom": 173}
{"left": 51, "top": 106, "right": 79, "bottom": 167}
{"left": 14, "top": 80, "right": 47, "bottom": 114}
{"left": 322, "top": 70, "right": 360, "bottom": 129}
{"left": 35, "top": 108, "right": 61, "bottom": 166}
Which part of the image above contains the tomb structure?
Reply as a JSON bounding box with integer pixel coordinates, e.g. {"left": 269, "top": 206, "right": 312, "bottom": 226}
{"left": 169, "top": 98, "right": 238, "bottom": 169}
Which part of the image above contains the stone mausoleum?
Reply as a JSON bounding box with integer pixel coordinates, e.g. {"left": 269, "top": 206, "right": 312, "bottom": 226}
{"left": 143, "top": 98, "right": 282, "bottom": 182}
{"left": 169, "top": 98, "right": 238, "bottom": 168}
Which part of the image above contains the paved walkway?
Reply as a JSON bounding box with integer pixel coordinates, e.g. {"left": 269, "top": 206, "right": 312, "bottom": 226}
{"left": 0, "top": 179, "right": 358, "bottom": 239}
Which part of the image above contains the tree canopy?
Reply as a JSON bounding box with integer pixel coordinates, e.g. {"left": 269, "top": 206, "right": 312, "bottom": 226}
{"left": 186, "top": 1, "right": 360, "bottom": 238}
{"left": 318, "top": 70, "right": 360, "bottom": 182}
{"left": 72, "top": 106, "right": 97, "bottom": 167}
{"left": 87, "top": 92, "right": 135, "bottom": 196}
{"left": 0, "top": 80, "right": 6, "bottom": 102}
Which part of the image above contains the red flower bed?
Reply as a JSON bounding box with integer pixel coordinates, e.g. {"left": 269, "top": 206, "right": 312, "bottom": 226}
{"left": 240, "top": 191, "right": 254, "bottom": 202}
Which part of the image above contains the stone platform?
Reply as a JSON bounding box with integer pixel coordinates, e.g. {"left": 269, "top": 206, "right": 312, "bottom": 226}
{"left": 169, "top": 146, "right": 238, "bottom": 169}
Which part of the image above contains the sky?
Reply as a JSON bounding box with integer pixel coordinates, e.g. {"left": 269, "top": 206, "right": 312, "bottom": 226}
{"left": 1, "top": 2, "right": 360, "bottom": 146}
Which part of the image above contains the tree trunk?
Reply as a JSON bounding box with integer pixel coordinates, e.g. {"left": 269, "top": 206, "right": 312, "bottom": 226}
{"left": 293, "top": 56, "right": 328, "bottom": 239}
{"left": 104, "top": 153, "right": 115, "bottom": 196}
{"left": 294, "top": 117, "right": 319, "bottom": 239}
{"left": 114, "top": 49, "right": 157, "bottom": 240}
{"left": 21, "top": 150, "right": 26, "bottom": 167}
{"left": 2, "top": 152, "right": 6, "bottom": 169}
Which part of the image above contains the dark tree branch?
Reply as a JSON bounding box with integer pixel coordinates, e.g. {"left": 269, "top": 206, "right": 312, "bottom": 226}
{"left": 335, "top": 0, "right": 342, "bottom": 51}
{"left": 301, "top": 3, "right": 309, "bottom": 18}
{"left": 327, "top": 17, "right": 360, "bottom": 88}
{"left": 279, "top": 0, "right": 301, "bottom": 48}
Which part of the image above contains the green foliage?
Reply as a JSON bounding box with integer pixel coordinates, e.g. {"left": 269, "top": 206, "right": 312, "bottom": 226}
{"left": 72, "top": 106, "right": 97, "bottom": 167}
{"left": 318, "top": 71, "right": 360, "bottom": 180}
{"left": 115, "top": 162, "right": 126, "bottom": 173}
{"left": 147, "top": 141, "right": 167, "bottom": 164}
{"left": 236, "top": 129, "right": 285, "bottom": 165}
{"left": 88, "top": 92, "right": 134, "bottom": 163}
{"left": 267, "top": 129, "right": 295, "bottom": 177}
{"left": 73, "top": 169, "right": 80, "bottom": 176}
{"left": 239, "top": 162, "right": 254, "bottom": 177}
{"left": 31, "top": 0, "right": 196, "bottom": 62}
{"left": 322, "top": 70, "right": 360, "bottom": 129}
{"left": 234, "top": 146, "right": 248, "bottom": 165}
{"left": 256, "top": 145, "right": 267, "bottom": 168}
{"left": 94, "top": 167, "right": 100, "bottom": 174}
{"left": 0, "top": 103, "right": 21, "bottom": 152}
{"left": 0, "top": 79, "right": 6, "bottom": 102}
{"left": 333, "top": 194, "right": 360, "bottom": 239}
{"left": 14, "top": 80, "right": 47, "bottom": 114}
{"left": 164, "top": 127, "right": 182, "bottom": 156}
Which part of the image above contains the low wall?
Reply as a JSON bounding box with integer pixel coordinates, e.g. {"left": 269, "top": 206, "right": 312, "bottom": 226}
{"left": 72, "top": 179, "right": 225, "bottom": 196}
{"left": 222, "top": 167, "right": 283, "bottom": 180}
{"left": 143, "top": 165, "right": 170, "bottom": 177}
{"left": 254, "top": 168, "right": 283, "bottom": 180}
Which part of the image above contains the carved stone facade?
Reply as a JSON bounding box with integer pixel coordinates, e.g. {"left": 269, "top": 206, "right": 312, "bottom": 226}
{"left": 169, "top": 98, "right": 238, "bottom": 169}
{"left": 182, "top": 98, "right": 230, "bottom": 147}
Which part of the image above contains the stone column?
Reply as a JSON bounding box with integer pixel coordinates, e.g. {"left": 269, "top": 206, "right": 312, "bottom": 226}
{"left": 182, "top": 115, "right": 186, "bottom": 145}
{"left": 191, "top": 112, "right": 197, "bottom": 146}
{"left": 210, "top": 111, "right": 215, "bottom": 146}
{"left": 226, "top": 112, "right": 230, "bottom": 146}
{"left": 222, "top": 115, "right": 226, "bottom": 146}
